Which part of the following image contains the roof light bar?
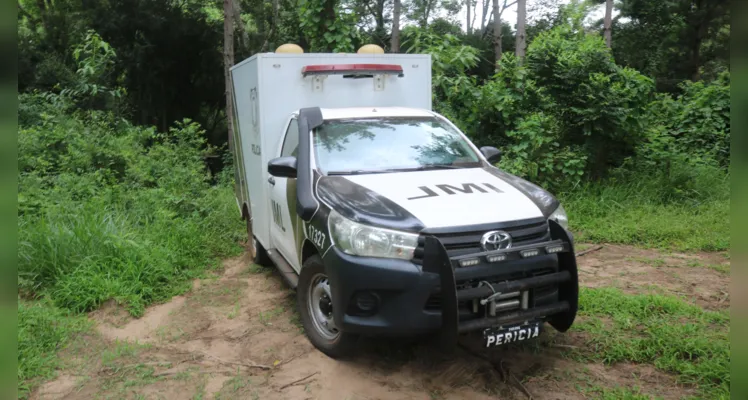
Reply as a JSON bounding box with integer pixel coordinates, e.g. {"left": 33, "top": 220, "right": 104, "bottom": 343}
{"left": 301, "top": 64, "right": 404, "bottom": 77}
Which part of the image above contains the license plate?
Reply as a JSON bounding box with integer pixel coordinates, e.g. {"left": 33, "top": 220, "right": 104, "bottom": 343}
{"left": 484, "top": 321, "right": 542, "bottom": 348}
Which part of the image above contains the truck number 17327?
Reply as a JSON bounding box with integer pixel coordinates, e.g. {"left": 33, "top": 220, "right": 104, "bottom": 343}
{"left": 308, "top": 224, "right": 326, "bottom": 249}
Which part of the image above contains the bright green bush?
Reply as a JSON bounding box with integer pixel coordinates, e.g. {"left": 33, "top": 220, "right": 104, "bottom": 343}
{"left": 407, "top": 22, "right": 728, "bottom": 201}
{"left": 17, "top": 93, "right": 244, "bottom": 315}
{"left": 410, "top": 23, "right": 656, "bottom": 190}
{"left": 640, "top": 72, "right": 730, "bottom": 170}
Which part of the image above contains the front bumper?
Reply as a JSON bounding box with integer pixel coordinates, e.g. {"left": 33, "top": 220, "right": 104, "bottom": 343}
{"left": 322, "top": 220, "right": 579, "bottom": 339}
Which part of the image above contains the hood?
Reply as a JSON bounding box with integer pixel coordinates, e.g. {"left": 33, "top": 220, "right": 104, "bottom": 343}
{"left": 316, "top": 166, "right": 558, "bottom": 231}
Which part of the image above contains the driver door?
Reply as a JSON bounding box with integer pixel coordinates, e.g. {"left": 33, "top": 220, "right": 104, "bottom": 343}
{"left": 268, "top": 118, "right": 301, "bottom": 272}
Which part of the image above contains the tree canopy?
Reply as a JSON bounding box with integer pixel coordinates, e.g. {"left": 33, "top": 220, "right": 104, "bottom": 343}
{"left": 17, "top": 0, "right": 730, "bottom": 184}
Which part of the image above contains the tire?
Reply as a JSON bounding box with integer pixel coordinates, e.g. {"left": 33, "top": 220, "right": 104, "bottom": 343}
{"left": 247, "top": 217, "right": 272, "bottom": 267}
{"left": 298, "top": 255, "right": 359, "bottom": 358}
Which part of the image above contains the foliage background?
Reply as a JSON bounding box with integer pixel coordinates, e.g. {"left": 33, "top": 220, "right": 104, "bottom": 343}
{"left": 15, "top": 0, "right": 730, "bottom": 397}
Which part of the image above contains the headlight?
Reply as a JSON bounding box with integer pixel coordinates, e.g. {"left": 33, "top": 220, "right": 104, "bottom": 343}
{"left": 328, "top": 209, "right": 418, "bottom": 260}
{"left": 549, "top": 204, "right": 569, "bottom": 230}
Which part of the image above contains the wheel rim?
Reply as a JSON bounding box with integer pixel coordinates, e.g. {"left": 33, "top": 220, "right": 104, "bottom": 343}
{"left": 246, "top": 218, "right": 257, "bottom": 259}
{"left": 307, "top": 273, "right": 339, "bottom": 340}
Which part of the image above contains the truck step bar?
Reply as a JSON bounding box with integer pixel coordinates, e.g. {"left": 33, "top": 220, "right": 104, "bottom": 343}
{"left": 266, "top": 249, "right": 299, "bottom": 288}
{"left": 421, "top": 220, "right": 579, "bottom": 348}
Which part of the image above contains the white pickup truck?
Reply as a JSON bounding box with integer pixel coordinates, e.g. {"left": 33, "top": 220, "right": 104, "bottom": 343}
{"left": 229, "top": 45, "right": 579, "bottom": 358}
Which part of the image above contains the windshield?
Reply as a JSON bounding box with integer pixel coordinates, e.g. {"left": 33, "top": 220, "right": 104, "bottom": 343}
{"left": 313, "top": 117, "right": 481, "bottom": 175}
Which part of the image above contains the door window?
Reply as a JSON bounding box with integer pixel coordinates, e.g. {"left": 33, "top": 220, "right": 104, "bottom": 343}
{"left": 281, "top": 119, "right": 299, "bottom": 157}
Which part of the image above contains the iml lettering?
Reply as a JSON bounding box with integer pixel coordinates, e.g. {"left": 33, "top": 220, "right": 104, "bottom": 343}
{"left": 407, "top": 183, "right": 503, "bottom": 200}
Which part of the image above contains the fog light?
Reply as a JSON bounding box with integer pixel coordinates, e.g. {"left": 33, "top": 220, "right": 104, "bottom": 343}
{"left": 459, "top": 258, "right": 480, "bottom": 267}
{"left": 546, "top": 245, "right": 564, "bottom": 254}
{"left": 520, "top": 249, "right": 540, "bottom": 258}
{"left": 355, "top": 291, "right": 378, "bottom": 312}
{"left": 486, "top": 254, "right": 507, "bottom": 263}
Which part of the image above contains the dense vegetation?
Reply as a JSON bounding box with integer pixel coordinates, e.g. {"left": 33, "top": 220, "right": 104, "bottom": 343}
{"left": 17, "top": 92, "right": 245, "bottom": 396}
{"left": 16, "top": 0, "right": 729, "bottom": 398}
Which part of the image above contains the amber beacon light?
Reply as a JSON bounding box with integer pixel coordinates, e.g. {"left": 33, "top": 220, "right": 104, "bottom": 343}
{"left": 275, "top": 43, "right": 304, "bottom": 53}
{"left": 357, "top": 44, "right": 385, "bottom": 54}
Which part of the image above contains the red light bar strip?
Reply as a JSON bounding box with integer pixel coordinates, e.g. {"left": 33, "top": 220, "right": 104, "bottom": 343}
{"left": 301, "top": 64, "right": 404, "bottom": 77}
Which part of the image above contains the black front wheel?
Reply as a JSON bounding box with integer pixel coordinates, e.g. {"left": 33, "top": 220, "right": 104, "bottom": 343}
{"left": 298, "top": 255, "right": 358, "bottom": 358}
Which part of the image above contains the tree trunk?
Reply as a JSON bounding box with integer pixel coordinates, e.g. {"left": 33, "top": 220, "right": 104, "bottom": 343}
{"left": 690, "top": 30, "right": 703, "bottom": 81}
{"left": 481, "top": 0, "right": 490, "bottom": 31}
{"left": 233, "top": 0, "right": 249, "bottom": 53}
{"left": 603, "top": 0, "right": 612, "bottom": 48}
{"left": 466, "top": 0, "right": 471, "bottom": 34}
{"left": 375, "top": 0, "right": 386, "bottom": 41}
{"left": 422, "top": 0, "right": 433, "bottom": 27}
{"left": 492, "top": 0, "right": 502, "bottom": 66}
{"left": 323, "top": 0, "right": 336, "bottom": 51}
{"left": 689, "top": 0, "right": 712, "bottom": 82}
{"left": 470, "top": 1, "right": 478, "bottom": 32}
{"left": 391, "top": 0, "right": 401, "bottom": 52}
{"left": 515, "top": 0, "right": 526, "bottom": 58}
{"left": 223, "top": 0, "right": 236, "bottom": 152}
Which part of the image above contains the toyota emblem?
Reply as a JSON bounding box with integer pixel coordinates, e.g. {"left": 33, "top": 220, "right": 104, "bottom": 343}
{"left": 480, "top": 230, "right": 512, "bottom": 251}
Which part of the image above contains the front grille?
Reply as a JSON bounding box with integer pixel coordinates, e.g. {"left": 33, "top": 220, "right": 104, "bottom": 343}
{"left": 412, "top": 219, "right": 550, "bottom": 265}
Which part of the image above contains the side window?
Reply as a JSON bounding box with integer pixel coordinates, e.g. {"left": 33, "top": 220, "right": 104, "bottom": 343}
{"left": 281, "top": 119, "right": 299, "bottom": 157}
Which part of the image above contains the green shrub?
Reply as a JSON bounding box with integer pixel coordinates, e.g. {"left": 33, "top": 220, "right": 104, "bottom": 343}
{"left": 408, "top": 21, "right": 729, "bottom": 195}
{"left": 17, "top": 93, "right": 244, "bottom": 396}
{"left": 17, "top": 93, "right": 244, "bottom": 315}
{"left": 410, "top": 22, "right": 655, "bottom": 188}
{"left": 641, "top": 72, "right": 730, "bottom": 170}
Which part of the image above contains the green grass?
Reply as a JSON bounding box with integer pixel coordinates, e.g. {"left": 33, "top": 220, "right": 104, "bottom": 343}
{"left": 258, "top": 306, "right": 286, "bottom": 326}
{"left": 575, "top": 287, "right": 730, "bottom": 398}
{"left": 101, "top": 340, "right": 150, "bottom": 367}
{"left": 17, "top": 99, "right": 246, "bottom": 396}
{"left": 17, "top": 299, "right": 89, "bottom": 399}
{"left": 685, "top": 260, "right": 730, "bottom": 274}
{"left": 579, "top": 385, "right": 662, "bottom": 400}
{"left": 18, "top": 186, "right": 245, "bottom": 316}
{"left": 561, "top": 173, "right": 729, "bottom": 252}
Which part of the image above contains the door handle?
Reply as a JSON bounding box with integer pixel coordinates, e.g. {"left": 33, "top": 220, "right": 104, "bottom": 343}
{"left": 268, "top": 177, "right": 275, "bottom": 185}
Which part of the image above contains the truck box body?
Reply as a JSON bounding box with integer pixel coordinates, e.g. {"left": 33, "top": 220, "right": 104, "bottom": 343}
{"left": 230, "top": 53, "right": 432, "bottom": 249}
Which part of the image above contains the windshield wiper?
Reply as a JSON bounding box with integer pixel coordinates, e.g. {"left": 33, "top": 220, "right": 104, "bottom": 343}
{"left": 327, "top": 170, "right": 390, "bottom": 176}
{"left": 419, "top": 163, "right": 462, "bottom": 169}
{"left": 326, "top": 164, "right": 475, "bottom": 175}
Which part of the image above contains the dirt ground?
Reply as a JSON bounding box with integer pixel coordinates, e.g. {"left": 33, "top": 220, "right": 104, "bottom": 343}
{"left": 33, "top": 244, "right": 729, "bottom": 400}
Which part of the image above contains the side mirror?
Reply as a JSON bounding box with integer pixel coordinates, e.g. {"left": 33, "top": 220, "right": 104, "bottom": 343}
{"left": 268, "top": 156, "right": 298, "bottom": 178}
{"left": 480, "top": 146, "right": 502, "bottom": 164}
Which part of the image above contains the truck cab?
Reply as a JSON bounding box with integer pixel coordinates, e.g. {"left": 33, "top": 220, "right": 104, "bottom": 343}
{"left": 230, "top": 46, "right": 578, "bottom": 357}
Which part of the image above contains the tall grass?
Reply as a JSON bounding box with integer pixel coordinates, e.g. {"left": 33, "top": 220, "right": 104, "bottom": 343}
{"left": 18, "top": 187, "right": 242, "bottom": 315}
{"left": 17, "top": 94, "right": 245, "bottom": 394}
{"left": 560, "top": 160, "right": 729, "bottom": 252}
